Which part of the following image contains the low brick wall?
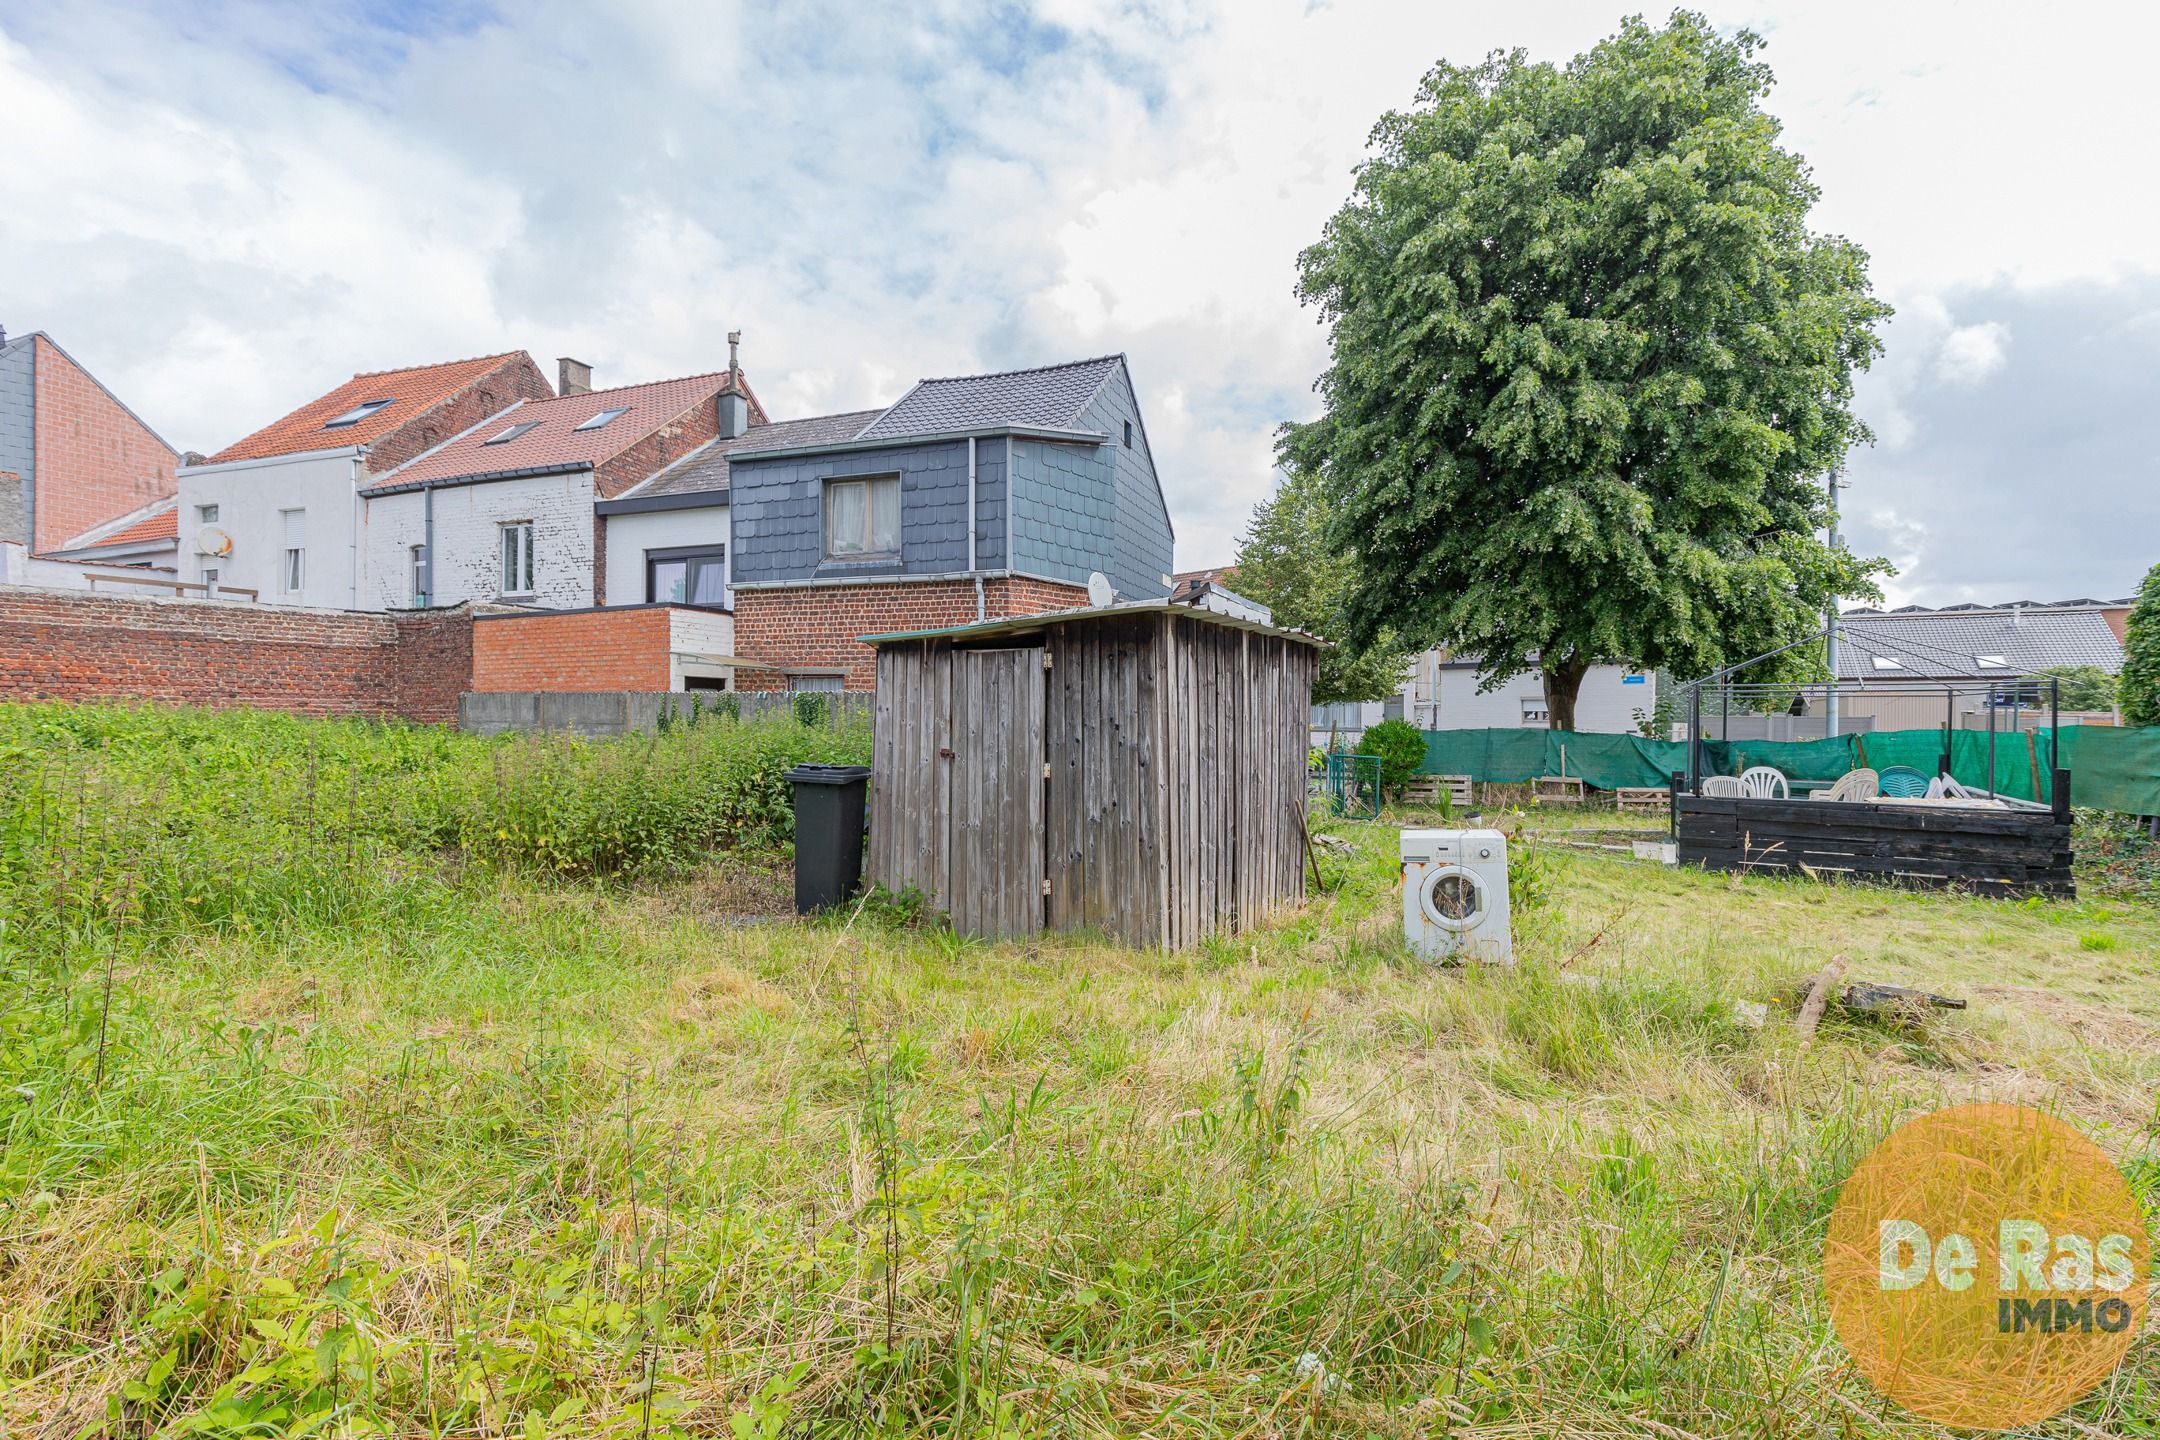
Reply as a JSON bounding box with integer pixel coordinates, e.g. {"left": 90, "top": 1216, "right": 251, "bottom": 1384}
{"left": 0, "top": 587, "right": 474, "bottom": 723}
{"left": 734, "top": 575, "right": 1090, "bottom": 690}
{"left": 471, "top": 606, "right": 675, "bottom": 692}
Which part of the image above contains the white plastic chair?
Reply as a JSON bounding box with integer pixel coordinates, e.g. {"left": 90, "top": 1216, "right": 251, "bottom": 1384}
{"left": 1702, "top": 775, "right": 1745, "bottom": 798}
{"left": 1737, "top": 766, "right": 1789, "bottom": 799}
{"left": 1811, "top": 768, "right": 1880, "bottom": 803}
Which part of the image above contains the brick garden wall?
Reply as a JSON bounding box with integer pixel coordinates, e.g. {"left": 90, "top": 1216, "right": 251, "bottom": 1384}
{"left": 470, "top": 606, "right": 673, "bottom": 692}
{"left": 0, "top": 588, "right": 475, "bottom": 723}
{"left": 734, "top": 575, "right": 1090, "bottom": 690}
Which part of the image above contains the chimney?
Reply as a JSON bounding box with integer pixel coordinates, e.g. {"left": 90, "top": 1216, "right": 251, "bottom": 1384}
{"left": 558, "top": 357, "right": 592, "bottom": 396}
{"left": 717, "top": 330, "right": 748, "bottom": 438}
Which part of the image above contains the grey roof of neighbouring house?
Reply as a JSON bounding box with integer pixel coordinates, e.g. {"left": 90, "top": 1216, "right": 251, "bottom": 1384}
{"left": 853, "top": 355, "right": 1124, "bottom": 442}
{"left": 1833, "top": 605, "right": 2125, "bottom": 680}
{"left": 623, "top": 410, "right": 884, "bottom": 502}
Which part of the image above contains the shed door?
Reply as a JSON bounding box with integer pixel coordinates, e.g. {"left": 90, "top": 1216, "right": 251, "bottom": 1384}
{"left": 948, "top": 647, "right": 1046, "bottom": 939}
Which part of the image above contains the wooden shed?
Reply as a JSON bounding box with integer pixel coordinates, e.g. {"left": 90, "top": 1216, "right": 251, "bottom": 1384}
{"left": 863, "top": 601, "right": 1320, "bottom": 946}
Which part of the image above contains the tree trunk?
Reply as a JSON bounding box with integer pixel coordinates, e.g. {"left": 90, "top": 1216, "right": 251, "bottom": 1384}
{"left": 1542, "top": 653, "right": 1590, "bottom": 731}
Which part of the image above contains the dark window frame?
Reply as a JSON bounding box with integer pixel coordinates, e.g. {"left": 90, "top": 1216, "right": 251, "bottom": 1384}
{"left": 645, "top": 543, "right": 729, "bottom": 607}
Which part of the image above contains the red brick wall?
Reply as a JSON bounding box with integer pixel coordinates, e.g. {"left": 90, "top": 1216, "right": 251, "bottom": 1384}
{"left": 364, "top": 354, "right": 555, "bottom": 475}
{"left": 470, "top": 606, "right": 673, "bottom": 692}
{"left": 0, "top": 589, "right": 475, "bottom": 722}
{"left": 32, "top": 336, "right": 180, "bottom": 553}
{"left": 734, "top": 575, "right": 1090, "bottom": 690}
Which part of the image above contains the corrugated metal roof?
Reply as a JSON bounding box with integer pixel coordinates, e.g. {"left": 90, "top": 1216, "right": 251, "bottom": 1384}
{"left": 854, "top": 355, "right": 1123, "bottom": 441}
{"left": 859, "top": 597, "right": 1323, "bottom": 648}
{"left": 1834, "top": 608, "right": 2123, "bottom": 679}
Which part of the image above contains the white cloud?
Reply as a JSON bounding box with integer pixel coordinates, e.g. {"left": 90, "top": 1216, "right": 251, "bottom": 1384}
{"left": 3, "top": 0, "right": 2158, "bottom": 582}
{"left": 1935, "top": 322, "right": 2011, "bottom": 385}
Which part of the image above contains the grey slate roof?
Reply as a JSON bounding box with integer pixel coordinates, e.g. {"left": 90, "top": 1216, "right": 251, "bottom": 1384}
{"left": 854, "top": 355, "right": 1123, "bottom": 441}
{"left": 630, "top": 409, "right": 883, "bottom": 501}
{"left": 1833, "top": 607, "right": 2124, "bottom": 680}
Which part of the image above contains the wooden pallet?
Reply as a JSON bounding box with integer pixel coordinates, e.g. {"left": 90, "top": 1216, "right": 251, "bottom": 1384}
{"left": 1403, "top": 773, "right": 1474, "bottom": 807}
{"left": 1533, "top": 775, "right": 1586, "bottom": 803}
{"left": 1614, "top": 786, "right": 1670, "bottom": 813}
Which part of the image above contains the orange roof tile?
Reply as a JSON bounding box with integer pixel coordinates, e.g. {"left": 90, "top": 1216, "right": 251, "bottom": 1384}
{"left": 367, "top": 371, "right": 737, "bottom": 492}
{"left": 101, "top": 506, "right": 179, "bottom": 545}
{"left": 208, "top": 353, "right": 532, "bottom": 464}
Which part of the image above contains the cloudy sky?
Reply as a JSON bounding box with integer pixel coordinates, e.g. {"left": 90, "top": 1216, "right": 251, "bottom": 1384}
{"left": 3, "top": 0, "right": 2154, "bottom": 604}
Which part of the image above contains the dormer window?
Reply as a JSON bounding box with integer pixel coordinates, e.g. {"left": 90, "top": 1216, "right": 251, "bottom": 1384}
{"left": 574, "top": 407, "right": 629, "bottom": 432}
{"left": 323, "top": 399, "right": 393, "bottom": 428}
{"left": 483, "top": 421, "right": 541, "bottom": 446}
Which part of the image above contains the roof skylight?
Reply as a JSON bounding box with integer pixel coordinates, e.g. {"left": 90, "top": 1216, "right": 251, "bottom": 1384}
{"left": 323, "top": 399, "right": 394, "bottom": 429}
{"left": 1871, "top": 656, "right": 1907, "bottom": 671}
{"left": 1976, "top": 655, "right": 2008, "bottom": 668}
{"left": 574, "top": 407, "right": 630, "bottom": 432}
{"left": 483, "top": 421, "right": 541, "bottom": 446}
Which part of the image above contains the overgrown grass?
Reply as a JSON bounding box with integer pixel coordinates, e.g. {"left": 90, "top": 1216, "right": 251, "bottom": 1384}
{"left": 0, "top": 704, "right": 2154, "bottom": 1436}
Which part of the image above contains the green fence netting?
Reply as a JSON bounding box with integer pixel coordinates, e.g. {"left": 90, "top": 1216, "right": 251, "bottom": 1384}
{"left": 1418, "top": 724, "right": 2160, "bottom": 814}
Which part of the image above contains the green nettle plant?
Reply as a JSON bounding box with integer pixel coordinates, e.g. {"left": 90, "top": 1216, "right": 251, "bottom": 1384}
{"left": 2119, "top": 562, "right": 2160, "bottom": 727}
{"left": 1359, "top": 717, "right": 1430, "bottom": 797}
{"left": 1283, "top": 12, "right": 1891, "bottom": 729}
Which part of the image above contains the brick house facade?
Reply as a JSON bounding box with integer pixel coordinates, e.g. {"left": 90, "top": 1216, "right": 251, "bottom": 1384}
{"left": 0, "top": 331, "right": 181, "bottom": 556}
{"left": 733, "top": 576, "right": 1091, "bottom": 689}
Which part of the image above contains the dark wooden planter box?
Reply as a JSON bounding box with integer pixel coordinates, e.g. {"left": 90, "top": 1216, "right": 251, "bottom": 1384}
{"left": 1674, "top": 796, "right": 2074, "bottom": 899}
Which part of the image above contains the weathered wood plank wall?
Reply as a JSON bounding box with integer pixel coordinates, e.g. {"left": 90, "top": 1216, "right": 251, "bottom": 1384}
{"left": 870, "top": 611, "right": 1316, "bottom": 947}
{"left": 950, "top": 648, "right": 1047, "bottom": 939}
{"left": 1675, "top": 795, "right": 2074, "bottom": 898}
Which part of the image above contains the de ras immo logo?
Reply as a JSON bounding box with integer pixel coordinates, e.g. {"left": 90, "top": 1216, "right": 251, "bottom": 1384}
{"left": 1824, "top": 1103, "right": 2152, "bottom": 1429}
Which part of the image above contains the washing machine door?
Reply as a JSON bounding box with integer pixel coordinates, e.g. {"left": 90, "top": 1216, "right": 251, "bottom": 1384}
{"left": 1416, "top": 865, "right": 1489, "bottom": 932}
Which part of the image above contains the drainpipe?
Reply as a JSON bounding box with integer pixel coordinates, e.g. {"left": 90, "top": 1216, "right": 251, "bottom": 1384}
{"left": 968, "top": 435, "right": 984, "bottom": 621}
{"left": 421, "top": 484, "right": 435, "bottom": 607}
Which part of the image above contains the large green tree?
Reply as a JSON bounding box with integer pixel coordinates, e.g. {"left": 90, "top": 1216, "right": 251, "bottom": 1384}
{"left": 1283, "top": 12, "right": 1890, "bottom": 729}
{"left": 1233, "top": 466, "right": 1413, "bottom": 704}
{"left": 2120, "top": 562, "right": 2160, "bottom": 727}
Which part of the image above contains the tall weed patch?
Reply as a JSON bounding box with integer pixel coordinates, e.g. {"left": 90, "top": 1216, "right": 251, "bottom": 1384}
{"left": 0, "top": 702, "right": 869, "bottom": 964}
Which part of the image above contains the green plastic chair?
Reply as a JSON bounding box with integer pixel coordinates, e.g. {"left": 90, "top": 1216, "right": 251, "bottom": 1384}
{"left": 1877, "top": 765, "right": 1930, "bottom": 798}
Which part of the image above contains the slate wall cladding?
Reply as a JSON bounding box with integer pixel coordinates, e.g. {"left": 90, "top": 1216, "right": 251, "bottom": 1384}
{"left": 729, "top": 438, "right": 1006, "bottom": 584}
{"left": 1074, "top": 364, "right": 1174, "bottom": 599}
{"left": 0, "top": 343, "right": 33, "bottom": 546}
{"left": 1008, "top": 438, "right": 1116, "bottom": 588}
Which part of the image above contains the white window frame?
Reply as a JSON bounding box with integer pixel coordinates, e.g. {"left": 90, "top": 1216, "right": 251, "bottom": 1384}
{"left": 1520, "top": 696, "right": 1549, "bottom": 726}
{"left": 500, "top": 522, "right": 536, "bottom": 597}
{"left": 821, "top": 474, "right": 900, "bottom": 561}
{"left": 196, "top": 503, "right": 219, "bottom": 525}
{"left": 279, "top": 507, "right": 306, "bottom": 595}
{"left": 410, "top": 544, "right": 428, "bottom": 607}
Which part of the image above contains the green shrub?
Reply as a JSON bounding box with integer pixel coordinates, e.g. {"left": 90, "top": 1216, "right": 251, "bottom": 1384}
{"left": 1360, "top": 717, "right": 1428, "bottom": 796}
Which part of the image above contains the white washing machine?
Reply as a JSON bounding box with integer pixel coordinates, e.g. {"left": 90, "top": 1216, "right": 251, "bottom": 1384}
{"left": 1401, "top": 829, "right": 1513, "bottom": 964}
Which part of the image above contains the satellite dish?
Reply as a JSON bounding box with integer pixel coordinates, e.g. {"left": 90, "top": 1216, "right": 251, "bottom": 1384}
{"left": 194, "top": 525, "right": 233, "bottom": 558}
{"left": 1086, "top": 571, "right": 1114, "bottom": 607}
